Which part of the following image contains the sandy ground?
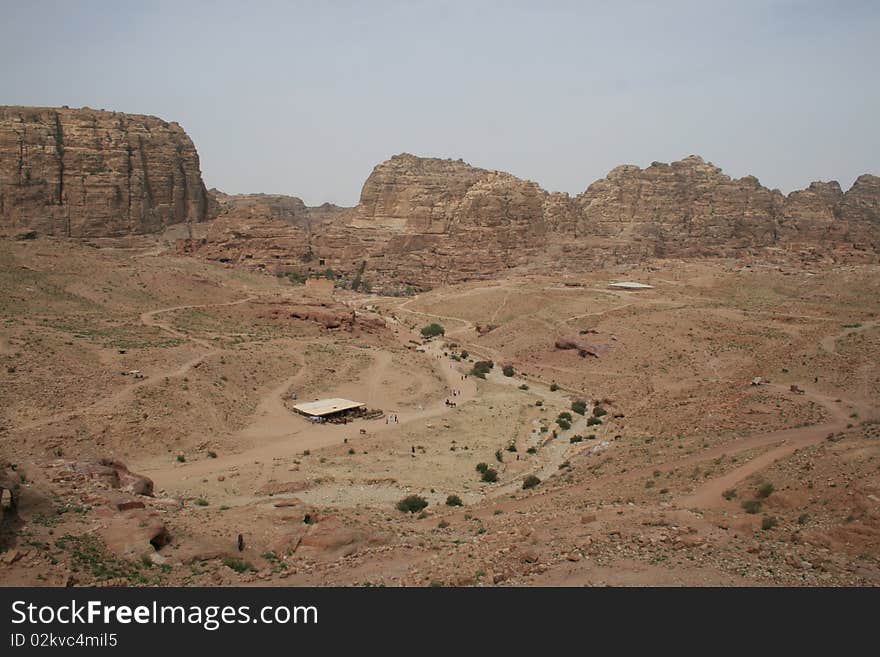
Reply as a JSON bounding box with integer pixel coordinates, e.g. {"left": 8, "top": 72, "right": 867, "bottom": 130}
{"left": 1, "top": 237, "right": 878, "bottom": 586}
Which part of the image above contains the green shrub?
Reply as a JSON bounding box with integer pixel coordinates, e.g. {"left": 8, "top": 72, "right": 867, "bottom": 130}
{"left": 495, "top": 449, "right": 503, "bottom": 463}
{"left": 592, "top": 406, "right": 607, "bottom": 417}
{"left": 571, "top": 400, "right": 587, "bottom": 415}
{"left": 176, "top": 454, "right": 185, "bottom": 463}
{"left": 556, "top": 418, "right": 571, "bottom": 431}
{"left": 396, "top": 495, "right": 429, "bottom": 514}
{"left": 195, "top": 498, "right": 209, "bottom": 506}
{"left": 460, "top": 350, "right": 469, "bottom": 359}
{"left": 522, "top": 475, "right": 541, "bottom": 490}
{"left": 506, "top": 442, "right": 517, "bottom": 453}
{"left": 722, "top": 488, "right": 737, "bottom": 501}
{"left": 481, "top": 468, "right": 498, "bottom": 483}
{"left": 207, "top": 451, "right": 217, "bottom": 459}
{"left": 475, "top": 462, "right": 489, "bottom": 474}
{"left": 570, "top": 435, "right": 583, "bottom": 443}
{"left": 223, "top": 558, "right": 255, "bottom": 573}
{"left": 445, "top": 494, "right": 463, "bottom": 507}
{"left": 519, "top": 384, "right": 529, "bottom": 390}
{"left": 761, "top": 515, "right": 778, "bottom": 531}
{"left": 742, "top": 500, "right": 762, "bottom": 514}
{"left": 470, "top": 361, "right": 494, "bottom": 378}
{"left": 587, "top": 417, "right": 602, "bottom": 426}
{"left": 558, "top": 411, "right": 573, "bottom": 422}
{"left": 420, "top": 323, "right": 445, "bottom": 338}
{"left": 550, "top": 383, "right": 559, "bottom": 392}
{"left": 502, "top": 364, "right": 515, "bottom": 377}
{"left": 756, "top": 482, "right": 775, "bottom": 499}
{"left": 526, "top": 446, "right": 537, "bottom": 454}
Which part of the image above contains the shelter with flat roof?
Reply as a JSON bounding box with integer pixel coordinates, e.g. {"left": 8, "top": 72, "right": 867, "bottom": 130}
{"left": 292, "top": 398, "right": 366, "bottom": 421}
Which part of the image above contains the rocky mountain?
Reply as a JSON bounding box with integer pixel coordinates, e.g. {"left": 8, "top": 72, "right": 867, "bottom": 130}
{"left": 1, "top": 105, "right": 874, "bottom": 287}
{"left": 0, "top": 106, "right": 211, "bottom": 237}
{"left": 313, "top": 154, "right": 880, "bottom": 288}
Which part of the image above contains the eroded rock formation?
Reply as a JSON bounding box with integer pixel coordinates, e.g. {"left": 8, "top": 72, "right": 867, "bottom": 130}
{"left": 0, "top": 106, "right": 211, "bottom": 237}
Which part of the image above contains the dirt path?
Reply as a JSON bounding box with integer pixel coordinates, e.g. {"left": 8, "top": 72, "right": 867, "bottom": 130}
{"left": 819, "top": 319, "right": 878, "bottom": 355}
{"left": 10, "top": 296, "right": 257, "bottom": 433}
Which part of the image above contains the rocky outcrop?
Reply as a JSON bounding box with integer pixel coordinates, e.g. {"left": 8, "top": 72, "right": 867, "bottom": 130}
{"left": 313, "top": 154, "right": 552, "bottom": 288}
{"left": 186, "top": 153, "right": 880, "bottom": 289}
{"left": 0, "top": 106, "right": 211, "bottom": 237}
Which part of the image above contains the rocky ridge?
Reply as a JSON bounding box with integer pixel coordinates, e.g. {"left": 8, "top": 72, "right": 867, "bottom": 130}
{"left": 0, "top": 106, "right": 211, "bottom": 237}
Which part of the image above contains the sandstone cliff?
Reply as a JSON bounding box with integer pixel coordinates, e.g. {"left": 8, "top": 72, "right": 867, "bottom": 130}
{"left": 313, "top": 154, "right": 552, "bottom": 288}
{"left": 0, "top": 106, "right": 211, "bottom": 237}
{"left": 187, "top": 153, "right": 880, "bottom": 290}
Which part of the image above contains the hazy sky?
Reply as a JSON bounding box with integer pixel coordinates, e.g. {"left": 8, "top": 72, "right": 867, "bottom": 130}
{"left": 2, "top": 1, "right": 878, "bottom": 205}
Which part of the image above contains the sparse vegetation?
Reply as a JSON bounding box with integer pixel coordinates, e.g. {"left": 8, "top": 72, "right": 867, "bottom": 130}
{"left": 722, "top": 488, "right": 737, "bottom": 501}
{"left": 571, "top": 400, "right": 587, "bottom": 415}
{"left": 481, "top": 468, "right": 498, "bottom": 483}
{"left": 742, "top": 500, "right": 762, "bottom": 514}
{"left": 222, "top": 557, "right": 255, "bottom": 573}
{"left": 502, "top": 364, "right": 515, "bottom": 377}
{"left": 761, "top": 515, "right": 778, "bottom": 531}
{"left": 756, "top": 482, "right": 775, "bottom": 499}
{"left": 471, "top": 360, "right": 494, "bottom": 378}
{"left": 396, "top": 495, "right": 429, "bottom": 514}
{"left": 522, "top": 475, "right": 541, "bottom": 490}
{"left": 420, "top": 323, "right": 445, "bottom": 338}
{"left": 445, "top": 494, "right": 463, "bottom": 507}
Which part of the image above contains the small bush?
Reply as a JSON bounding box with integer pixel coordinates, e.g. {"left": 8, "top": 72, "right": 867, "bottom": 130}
{"left": 722, "top": 488, "right": 737, "bottom": 501}
{"left": 207, "top": 451, "right": 217, "bottom": 459}
{"left": 195, "top": 498, "right": 209, "bottom": 506}
{"left": 556, "top": 418, "right": 571, "bottom": 431}
{"left": 522, "top": 475, "right": 541, "bottom": 490}
{"left": 587, "top": 417, "right": 602, "bottom": 426}
{"left": 302, "top": 450, "right": 310, "bottom": 456}
{"left": 550, "top": 383, "right": 559, "bottom": 392}
{"left": 570, "top": 435, "right": 583, "bottom": 443}
{"left": 742, "top": 500, "right": 762, "bottom": 514}
{"left": 460, "top": 350, "right": 469, "bottom": 359}
{"left": 471, "top": 361, "right": 494, "bottom": 378}
{"left": 571, "top": 400, "right": 587, "bottom": 415}
{"left": 502, "top": 364, "right": 515, "bottom": 377}
{"left": 761, "top": 515, "right": 778, "bottom": 531}
{"left": 420, "top": 323, "right": 445, "bottom": 339}
{"left": 396, "top": 495, "right": 429, "bottom": 514}
{"left": 506, "top": 442, "right": 517, "bottom": 453}
{"left": 756, "top": 482, "right": 775, "bottom": 499}
{"left": 592, "top": 406, "right": 607, "bottom": 418}
{"left": 558, "top": 411, "right": 573, "bottom": 421}
{"left": 176, "top": 454, "right": 186, "bottom": 463}
{"left": 445, "top": 494, "right": 463, "bottom": 507}
{"left": 526, "top": 446, "right": 537, "bottom": 454}
{"left": 519, "top": 384, "right": 529, "bottom": 391}
{"left": 481, "top": 468, "right": 498, "bottom": 483}
{"left": 495, "top": 449, "right": 503, "bottom": 463}
{"left": 475, "top": 462, "right": 489, "bottom": 474}
{"left": 222, "top": 558, "right": 255, "bottom": 573}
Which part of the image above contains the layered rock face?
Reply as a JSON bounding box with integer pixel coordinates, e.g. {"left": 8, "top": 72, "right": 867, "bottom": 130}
{"left": 188, "top": 152, "right": 880, "bottom": 290}
{"left": 182, "top": 191, "right": 350, "bottom": 272}
{"left": 314, "top": 154, "right": 553, "bottom": 288}
{"left": 0, "top": 106, "right": 210, "bottom": 237}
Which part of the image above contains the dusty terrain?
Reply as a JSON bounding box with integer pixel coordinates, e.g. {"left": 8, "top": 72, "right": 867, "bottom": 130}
{"left": 1, "top": 234, "right": 877, "bottom": 586}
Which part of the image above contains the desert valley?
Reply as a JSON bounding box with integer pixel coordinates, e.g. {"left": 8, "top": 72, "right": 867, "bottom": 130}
{"left": 0, "top": 106, "right": 878, "bottom": 587}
